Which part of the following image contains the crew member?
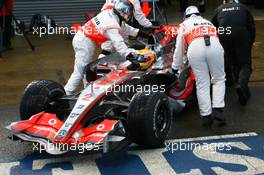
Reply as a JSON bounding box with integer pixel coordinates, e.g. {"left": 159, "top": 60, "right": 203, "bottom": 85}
{"left": 171, "top": 6, "right": 226, "bottom": 126}
{"left": 64, "top": 0, "right": 140, "bottom": 95}
{"left": 0, "top": 0, "right": 13, "bottom": 50}
{"left": 99, "top": 0, "right": 153, "bottom": 58}
{"left": 212, "top": 0, "right": 255, "bottom": 105}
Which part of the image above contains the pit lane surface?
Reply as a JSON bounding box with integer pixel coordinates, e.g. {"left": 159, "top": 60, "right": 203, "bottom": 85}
{"left": 0, "top": 17, "right": 264, "bottom": 175}
{"left": 1, "top": 87, "right": 264, "bottom": 175}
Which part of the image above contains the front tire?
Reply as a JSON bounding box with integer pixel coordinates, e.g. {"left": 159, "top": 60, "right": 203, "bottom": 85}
{"left": 20, "top": 80, "right": 68, "bottom": 120}
{"left": 127, "top": 92, "right": 172, "bottom": 148}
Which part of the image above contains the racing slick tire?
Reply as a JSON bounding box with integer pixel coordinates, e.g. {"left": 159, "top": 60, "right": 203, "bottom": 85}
{"left": 20, "top": 80, "right": 68, "bottom": 121}
{"left": 127, "top": 92, "right": 172, "bottom": 148}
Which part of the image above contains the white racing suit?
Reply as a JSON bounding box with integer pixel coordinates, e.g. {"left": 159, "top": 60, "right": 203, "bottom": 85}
{"left": 64, "top": 10, "right": 139, "bottom": 95}
{"left": 99, "top": 0, "right": 152, "bottom": 58}
{"left": 172, "top": 15, "right": 226, "bottom": 116}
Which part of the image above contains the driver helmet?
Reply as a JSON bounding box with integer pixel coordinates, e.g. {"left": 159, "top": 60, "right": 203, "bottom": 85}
{"left": 135, "top": 49, "right": 156, "bottom": 70}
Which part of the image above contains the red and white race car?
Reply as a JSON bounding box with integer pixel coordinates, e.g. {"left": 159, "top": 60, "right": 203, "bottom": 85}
{"left": 6, "top": 25, "right": 196, "bottom": 154}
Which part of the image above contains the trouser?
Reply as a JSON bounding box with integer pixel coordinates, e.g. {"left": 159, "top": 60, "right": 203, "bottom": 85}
{"left": 64, "top": 30, "right": 96, "bottom": 95}
{"left": 0, "top": 15, "right": 12, "bottom": 48}
{"left": 219, "top": 29, "right": 252, "bottom": 95}
{"left": 187, "top": 38, "right": 226, "bottom": 116}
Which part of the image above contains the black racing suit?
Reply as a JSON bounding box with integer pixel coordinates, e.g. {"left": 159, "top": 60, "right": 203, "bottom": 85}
{"left": 212, "top": 2, "right": 255, "bottom": 97}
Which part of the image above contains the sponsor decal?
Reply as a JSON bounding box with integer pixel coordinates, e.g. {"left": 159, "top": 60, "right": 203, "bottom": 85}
{"left": 96, "top": 124, "right": 105, "bottom": 131}
{"left": 48, "top": 119, "right": 57, "bottom": 125}
{"left": 33, "top": 126, "right": 57, "bottom": 135}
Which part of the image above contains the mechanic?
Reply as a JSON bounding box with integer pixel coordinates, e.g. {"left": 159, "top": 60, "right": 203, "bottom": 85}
{"left": 99, "top": 0, "right": 153, "bottom": 58}
{"left": 171, "top": 6, "right": 226, "bottom": 126}
{"left": 212, "top": 0, "right": 255, "bottom": 106}
{"left": 64, "top": 0, "right": 141, "bottom": 95}
{"left": 0, "top": 0, "right": 13, "bottom": 51}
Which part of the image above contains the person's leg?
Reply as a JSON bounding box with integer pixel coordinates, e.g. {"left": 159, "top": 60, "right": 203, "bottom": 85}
{"left": 219, "top": 36, "right": 234, "bottom": 87}
{"left": 64, "top": 32, "right": 95, "bottom": 95}
{"left": 234, "top": 30, "right": 252, "bottom": 105}
{"left": 206, "top": 39, "right": 226, "bottom": 124}
{"left": 188, "top": 40, "right": 212, "bottom": 124}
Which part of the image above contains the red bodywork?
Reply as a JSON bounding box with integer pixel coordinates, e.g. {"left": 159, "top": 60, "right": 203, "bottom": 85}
{"left": 9, "top": 112, "right": 119, "bottom": 145}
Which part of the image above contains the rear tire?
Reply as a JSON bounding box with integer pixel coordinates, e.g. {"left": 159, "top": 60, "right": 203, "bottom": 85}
{"left": 127, "top": 92, "right": 172, "bottom": 148}
{"left": 20, "top": 80, "right": 68, "bottom": 120}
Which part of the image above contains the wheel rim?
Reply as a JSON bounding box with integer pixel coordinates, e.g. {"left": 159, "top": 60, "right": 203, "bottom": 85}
{"left": 155, "top": 104, "right": 169, "bottom": 137}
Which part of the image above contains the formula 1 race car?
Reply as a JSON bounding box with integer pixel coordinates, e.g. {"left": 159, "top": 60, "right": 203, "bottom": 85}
{"left": 6, "top": 25, "right": 196, "bottom": 155}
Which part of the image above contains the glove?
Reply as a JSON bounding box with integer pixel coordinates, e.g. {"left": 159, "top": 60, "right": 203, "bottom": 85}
{"left": 126, "top": 53, "right": 136, "bottom": 61}
{"left": 126, "top": 53, "right": 140, "bottom": 70}
{"left": 137, "top": 30, "right": 150, "bottom": 39}
{"left": 137, "top": 26, "right": 157, "bottom": 38}
{"left": 167, "top": 68, "right": 179, "bottom": 79}
{"left": 150, "top": 21, "right": 160, "bottom": 27}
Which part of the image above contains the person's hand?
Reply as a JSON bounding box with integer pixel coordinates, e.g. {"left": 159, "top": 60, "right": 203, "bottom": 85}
{"left": 150, "top": 21, "right": 160, "bottom": 27}
{"left": 137, "top": 30, "right": 150, "bottom": 39}
{"left": 167, "top": 68, "right": 179, "bottom": 79}
{"left": 137, "top": 26, "right": 159, "bottom": 39}
{"left": 126, "top": 53, "right": 141, "bottom": 70}
{"left": 126, "top": 53, "right": 136, "bottom": 61}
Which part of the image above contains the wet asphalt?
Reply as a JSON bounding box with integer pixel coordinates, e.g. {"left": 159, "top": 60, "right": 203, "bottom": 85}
{"left": 0, "top": 16, "right": 263, "bottom": 161}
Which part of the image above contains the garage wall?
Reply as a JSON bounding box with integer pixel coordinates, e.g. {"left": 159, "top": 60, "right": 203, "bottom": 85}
{"left": 14, "top": 0, "right": 105, "bottom": 27}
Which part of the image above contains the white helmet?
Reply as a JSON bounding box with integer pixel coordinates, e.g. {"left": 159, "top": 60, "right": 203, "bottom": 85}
{"left": 113, "top": 0, "right": 134, "bottom": 22}
{"left": 184, "top": 6, "right": 200, "bottom": 18}
{"left": 223, "top": 0, "right": 239, "bottom": 3}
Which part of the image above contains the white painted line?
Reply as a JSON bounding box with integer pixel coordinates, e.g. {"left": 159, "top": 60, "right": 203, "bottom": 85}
{"left": 130, "top": 149, "right": 177, "bottom": 175}
{"left": 0, "top": 162, "right": 20, "bottom": 174}
{"left": 32, "top": 154, "right": 101, "bottom": 175}
{"left": 167, "top": 132, "right": 258, "bottom": 143}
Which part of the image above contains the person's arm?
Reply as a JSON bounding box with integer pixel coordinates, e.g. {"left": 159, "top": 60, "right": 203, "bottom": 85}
{"left": 246, "top": 8, "right": 256, "bottom": 44}
{"left": 105, "top": 28, "right": 136, "bottom": 57}
{"left": 211, "top": 8, "right": 219, "bottom": 28}
{"left": 133, "top": 0, "right": 152, "bottom": 27}
{"left": 172, "top": 26, "right": 187, "bottom": 70}
{"left": 121, "top": 22, "right": 139, "bottom": 37}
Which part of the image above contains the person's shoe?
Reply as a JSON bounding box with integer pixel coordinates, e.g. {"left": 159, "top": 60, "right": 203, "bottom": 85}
{"left": 201, "top": 115, "right": 213, "bottom": 127}
{"left": 236, "top": 87, "right": 248, "bottom": 106}
{"left": 212, "top": 108, "right": 226, "bottom": 126}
